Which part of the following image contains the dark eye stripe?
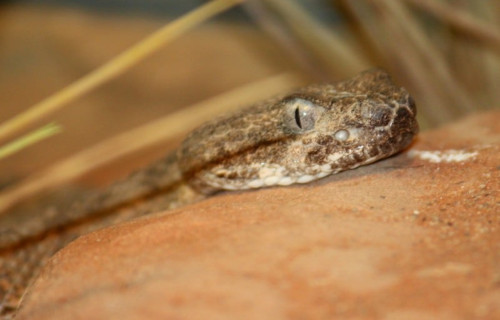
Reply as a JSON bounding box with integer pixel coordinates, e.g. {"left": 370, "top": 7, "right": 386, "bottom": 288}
{"left": 294, "top": 107, "right": 302, "bottom": 129}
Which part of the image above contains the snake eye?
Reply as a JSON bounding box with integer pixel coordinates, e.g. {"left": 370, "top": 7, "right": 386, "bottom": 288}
{"left": 294, "top": 107, "right": 302, "bottom": 129}
{"left": 285, "top": 98, "right": 324, "bottom": 133}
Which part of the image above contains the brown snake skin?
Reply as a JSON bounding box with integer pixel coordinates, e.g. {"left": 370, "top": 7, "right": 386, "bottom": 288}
{"left": 0, "top": 69, "right": 418, "bottom": 318}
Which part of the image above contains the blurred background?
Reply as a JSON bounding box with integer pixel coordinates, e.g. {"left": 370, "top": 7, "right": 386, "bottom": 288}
{"left": 0, "top": 0, "right": 499, "bottom": 191}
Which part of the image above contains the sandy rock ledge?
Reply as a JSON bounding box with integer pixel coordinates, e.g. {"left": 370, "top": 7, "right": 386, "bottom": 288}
{"left": 17, "top": 111, "right": 499, "bottom": 320}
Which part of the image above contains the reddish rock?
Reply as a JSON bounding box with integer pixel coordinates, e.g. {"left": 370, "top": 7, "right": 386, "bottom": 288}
{"left": 16, "top": 111, "right": 499, "bottom": 320}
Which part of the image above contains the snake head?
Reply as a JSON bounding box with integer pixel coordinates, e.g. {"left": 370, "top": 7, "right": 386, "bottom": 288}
{"left": 179, "top": 69, "right": 418, "bottom": 193}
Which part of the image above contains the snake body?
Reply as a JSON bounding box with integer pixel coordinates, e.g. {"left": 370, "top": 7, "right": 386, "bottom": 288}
{"left": 0, "top": 69, "right": 418, "bottom": 317}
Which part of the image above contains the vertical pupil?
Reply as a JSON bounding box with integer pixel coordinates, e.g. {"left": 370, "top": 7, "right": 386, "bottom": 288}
{"left": 294, "top": 107, "right": 302, "bottom": 129}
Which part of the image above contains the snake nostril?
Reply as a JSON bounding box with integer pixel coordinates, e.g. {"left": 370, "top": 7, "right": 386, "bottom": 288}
{"left": 408, "top": 96, "right": 417, "bottom": 115}
{"left": 390, "top": 106, "right": 419, "bottom": 143}
{"left": 390, "top": 107, "right": 413, "bottom": 132}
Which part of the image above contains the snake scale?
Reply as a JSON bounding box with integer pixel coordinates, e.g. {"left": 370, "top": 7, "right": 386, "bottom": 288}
{"left": 0, "top": 69, "right": 418, "bottom": 318}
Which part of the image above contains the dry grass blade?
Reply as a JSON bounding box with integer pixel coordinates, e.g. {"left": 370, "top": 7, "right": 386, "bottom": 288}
{"left": 474, "top": 0, "right": 500, "bottom": 104}
{"left": 370, "top": 1, "right": 453, "bottom": 125}
{"left": 335, "top": 0, "right": 445, "bottom": 126}
{"left": 377, "top": 0, "right": 475, "bottom": 113}
{"left": 0, "top": 73, "right": 301, "bottom": 214}
{"left": 243, "top": 1, "right": 326, "bottom": 80}
{"left": 0, "top": 123, "right": 62, "bottom": 161}
{"left": 332, "top": 0, "right": 385, "bottom": 66}
{"left": 0, "top": 0, "right": 245, "bottom": 144}
{"left": 403, "top": 0, "right": 500, "bottom": 54}
{"left": 262, "top": 0, "right": 369, "bottom": 77}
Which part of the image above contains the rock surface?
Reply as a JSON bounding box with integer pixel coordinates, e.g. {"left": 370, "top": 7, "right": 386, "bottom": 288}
{"left": 16, "top": 111, "right": 499, "bottom": 319}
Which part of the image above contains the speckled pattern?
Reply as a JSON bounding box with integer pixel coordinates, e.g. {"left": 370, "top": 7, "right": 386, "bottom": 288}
{"left": 0, "top": 69, "right": 418, "bottom": 319}
{"left": 179, "top": 69, "right": 418, "bottom": 192}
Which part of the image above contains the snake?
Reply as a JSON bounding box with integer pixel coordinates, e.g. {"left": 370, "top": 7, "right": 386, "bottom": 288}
{"left": 0, "top": 69, "right": 418, "bottom": 318}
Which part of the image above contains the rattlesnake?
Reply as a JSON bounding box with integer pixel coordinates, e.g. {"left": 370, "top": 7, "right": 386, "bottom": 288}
{"left": 0, "top": 69, "right": 418, "bottom": 318}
